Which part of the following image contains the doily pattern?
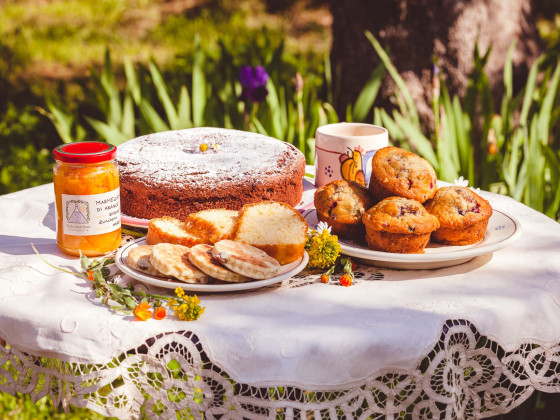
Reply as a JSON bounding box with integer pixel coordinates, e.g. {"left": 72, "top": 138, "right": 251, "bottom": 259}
{"left": 1, "top": 319, "right": 559, "bottom": 419}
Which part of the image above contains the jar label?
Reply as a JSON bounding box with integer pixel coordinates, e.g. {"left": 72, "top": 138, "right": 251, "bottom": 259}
{"left": 61, "top": 189, "right": 121, "bottom": 236}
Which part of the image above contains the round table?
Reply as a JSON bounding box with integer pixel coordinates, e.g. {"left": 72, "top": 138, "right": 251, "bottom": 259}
{"left": 1, "top": 182, "right": 559, "bottom": 419}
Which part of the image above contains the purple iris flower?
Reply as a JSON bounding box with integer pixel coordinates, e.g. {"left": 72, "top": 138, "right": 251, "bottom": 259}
{"left": 239, "top": 65, "right": 269, "bottom": 103}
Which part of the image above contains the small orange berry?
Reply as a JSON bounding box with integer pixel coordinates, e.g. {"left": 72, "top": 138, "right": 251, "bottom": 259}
{"left": 87, "top": 270, "right": 94, "bottom": 281}
{"left": 320, "top": 274, "right": 329, "bottom": 283}
{"left": 154, "top": 306, "right": 167, "bottom": 320}
{"left": 339, "top": 274, "right": 352, "bottom": 287}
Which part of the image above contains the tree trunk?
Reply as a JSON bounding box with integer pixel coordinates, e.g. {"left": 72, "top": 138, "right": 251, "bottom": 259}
{"left": 329, "top": 0, "right": 543, "bottom": 125}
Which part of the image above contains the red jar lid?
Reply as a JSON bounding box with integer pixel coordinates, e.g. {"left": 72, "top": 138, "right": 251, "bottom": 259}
{"left": 53, "top": 142, "right": 117, "bottom": 163}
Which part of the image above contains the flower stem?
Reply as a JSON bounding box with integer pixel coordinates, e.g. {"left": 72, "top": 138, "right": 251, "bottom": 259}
{"left": 31, "top": 243, "right": 88, "bottom": 280}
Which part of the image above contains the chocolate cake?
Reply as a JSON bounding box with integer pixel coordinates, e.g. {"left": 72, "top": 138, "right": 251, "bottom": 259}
{"left": 118, "top": 128, "right": 306, "bottom": 220}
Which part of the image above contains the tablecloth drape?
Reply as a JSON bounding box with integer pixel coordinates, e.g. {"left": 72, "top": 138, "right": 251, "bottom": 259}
{"left": 1, "top": 182, "right": 559, "bottom": 419}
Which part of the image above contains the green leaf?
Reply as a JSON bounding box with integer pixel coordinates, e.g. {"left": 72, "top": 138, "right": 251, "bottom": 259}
{"left": 503, "top": 41, "right": 516, "bottom": 102}
{"left": 437, "top": 84, "right": 459, "bottom": 182}
{"left": 41, "top": 94, "right": 85, "bottom": 143}
{"left": 322, "top": 102, "right": 339, "bottom": 124}
{"left": 123, "top": 296, "right": 137, "bottom": 310}
{"left": 85, "top": 117, "right": 129, "bottom": 146}
{"left": 107, "top": 88, "right": 122, "bottom": 129}
{"left": 250, "top": 115, "right": 268, "bottom": 136}
{"left": 121, "top": 92, "right": 135, "bottom": 140}
{"left": 352, "top": 61, "right": 385, "bottom": 122}
{"left": 537, "top": 60, "right": 560, "bottom": 144}
{"left": 452, "top": 96, "right": 474, "bottom": 182}
{"left": 192, "top": 35, "right": 207, "bottom": 127}
{"left": 100, "top": 48, "right": 116, "bottom": 95}
{"left": 139, "top": 100, "right": 170, "bottom": 133}
{"left": 306, "top": 137, "right": 315, "bottom": 164}
{"left": 520, "top": 55, "right": 545, "bottom": 127}
{"left": 266, "top": 79, "right": 284, "bottom": 140}
{"left": 109, "top": 283, "right": 123, "bottom": 294}
{"left": 89, "top": 66, "right": 110, "bottom": 114}
{"left": 543, "top": 147, "right": 560, "bottom": 219}
{"left": 124, "top": 58, "right": 141, "bottom": 104}
{"left": 526, "top": 118, "right": 544, "bottom": 211}
{"left": 80, "top": 255, "right": 92, "bottom": 271}
{"left": 177, "top": 85, "right": 192, "bottom": 128}
{"left": 324, "top": 53, "right": 333, "bottom": 105}
{"left": 392, "top": 112, "right": 438, "bottom": 170}
{"left": 503, "top": 128, "right": 522, "bottom": 190}
{"left": 365, "top": 31, "right": 419, "bottom": 125}
{"left": 378, "top": 108, "right": 403, "bottom": 144}
{"left": 149, "top": 61, "right": 179, "bottom": 129}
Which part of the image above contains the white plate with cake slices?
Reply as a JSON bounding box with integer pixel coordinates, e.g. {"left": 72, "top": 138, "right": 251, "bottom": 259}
{"left": 115, "top": 238, "right": 309, "bottom": 292}
{"left": 303, "top": 208, "right": 521, "bottom": 270}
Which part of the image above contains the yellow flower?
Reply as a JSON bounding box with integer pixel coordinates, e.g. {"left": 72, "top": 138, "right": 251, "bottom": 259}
{"left": 200, "top": 143, "right": 208, "bottom": 152}
{"left": 175, "top": 287, "right": 185, "bottom": 298}
{"left": 173, "top": 295, "right": 205, "bottom": 321}
{"left": 306, "top": 230, "right": 340, "bottom": 269}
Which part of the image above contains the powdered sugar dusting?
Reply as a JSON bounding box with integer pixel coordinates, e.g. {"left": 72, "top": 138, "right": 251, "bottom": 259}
{"left": 118, "top": 128, "right": 304, "bottom": 188}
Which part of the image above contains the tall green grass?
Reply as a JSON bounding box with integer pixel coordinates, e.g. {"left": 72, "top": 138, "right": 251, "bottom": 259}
{"left": 360, "top": 32, "right": 560, "bottom": 221}
{"left": 40, "top": 32, "right": 560, "bottom": 221}
{"left": 40, "top": 40, "right": 339, "bottom": 164}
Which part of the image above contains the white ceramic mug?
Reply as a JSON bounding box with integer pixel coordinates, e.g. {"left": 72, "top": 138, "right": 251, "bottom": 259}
{"left": 314, "top": 123, "right": 388, "bottom": 188}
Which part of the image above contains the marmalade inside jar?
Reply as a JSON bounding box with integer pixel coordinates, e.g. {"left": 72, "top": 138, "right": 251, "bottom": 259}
{"left": 54, "top": 161, "right": 121, "bottom": 256}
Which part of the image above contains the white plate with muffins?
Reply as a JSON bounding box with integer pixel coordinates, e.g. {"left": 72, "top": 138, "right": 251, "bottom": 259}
{"left": 116, "top": 238, "right": 309, "bottom": 292}
{"left": 303, "top": 208, "right": 521, "bottom": 270}
{"left": 309, "top": 146, "right": 522, "bottom": 270}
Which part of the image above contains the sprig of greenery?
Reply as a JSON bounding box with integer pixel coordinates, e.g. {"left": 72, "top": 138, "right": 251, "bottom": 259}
{"left": 320, "top": 256, "right": 355, "bottom": 286}
{"left": 305, "top": 224, "right": 355, "bottom": 286}
{"left": 31, "top": 244, "right": 204, "bottom": 321}
{"left": 80, "top": 255, "right": 137, "bottom": 313}
{"left": 80, "top": 254, "right": 204, "bottom": 321}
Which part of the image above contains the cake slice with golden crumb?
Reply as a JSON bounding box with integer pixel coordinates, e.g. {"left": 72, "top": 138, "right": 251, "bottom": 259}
{"left": 146, "top": 217, "right": 208, "bottom": 247}
{"left": 230, "top": 201, "right": 308, "bottom": 265}
{"left": 184, "top": 209, "right": 238, "bottom": 244}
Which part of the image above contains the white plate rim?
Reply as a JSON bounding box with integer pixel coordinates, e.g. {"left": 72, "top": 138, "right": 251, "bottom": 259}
{"left": 303, "top": 208, "right": 522, "bottom": 264}
{"left": 121, "top": 214, "right": 150, "bottom": 228}
{"left": 115, "top": 238, "right": 309, "bottom": 292}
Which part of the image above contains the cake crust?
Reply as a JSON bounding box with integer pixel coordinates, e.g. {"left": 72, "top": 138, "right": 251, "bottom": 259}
{"left": 118, "top": 128, "right": 306, "bottom": 220}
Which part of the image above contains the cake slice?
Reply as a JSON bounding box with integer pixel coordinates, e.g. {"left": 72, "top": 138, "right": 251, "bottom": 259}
{"left": 146, "top": 217, "right": 208, "bottom": 247}
{"left": 230, "top": 202, "right": 308, "bottom": 265}
{"left": 184, "top": 209, "right": 238, "bottom": 244}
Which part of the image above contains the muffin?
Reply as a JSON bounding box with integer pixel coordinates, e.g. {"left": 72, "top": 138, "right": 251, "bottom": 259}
{"left": 362, "top": 196, "right": 440, "bottom": 253}
{"left": 369, "top": 146, "right": 437, "bottom": 203}
{"left": 314, "top": 180, "right": 376, "bottom": 238}
{"left": 424, "top": 186, "right": 493, "bottom": 245}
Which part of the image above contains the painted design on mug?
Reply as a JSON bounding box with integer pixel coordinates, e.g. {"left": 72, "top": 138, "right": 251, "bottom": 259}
{"left": 339, "top": 145, "right": 366, "bottom": 186}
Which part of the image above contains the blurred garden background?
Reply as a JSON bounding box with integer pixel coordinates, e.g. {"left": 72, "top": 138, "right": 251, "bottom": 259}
{"left": 1, "top": 0, "right": 560, "bottom": 418}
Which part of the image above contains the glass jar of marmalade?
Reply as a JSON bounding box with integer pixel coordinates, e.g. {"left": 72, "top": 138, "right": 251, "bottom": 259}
{"left": 53, "top": 142, "right": 121, "bottom": 256}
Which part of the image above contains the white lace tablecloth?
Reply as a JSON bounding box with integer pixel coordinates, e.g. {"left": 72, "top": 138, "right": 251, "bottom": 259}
{"left": 1, "top": 182, "right": 560, "bottom": 419}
